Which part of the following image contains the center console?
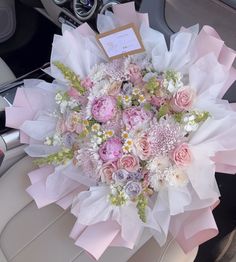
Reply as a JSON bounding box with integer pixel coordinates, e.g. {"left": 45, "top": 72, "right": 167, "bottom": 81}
{"left": 40, "top": 0, "right": 132, "bottom": 28}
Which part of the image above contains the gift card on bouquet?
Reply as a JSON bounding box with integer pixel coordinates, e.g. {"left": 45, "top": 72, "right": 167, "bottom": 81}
{"left": 96, "top": 23, "right": 145, "bottom": 60}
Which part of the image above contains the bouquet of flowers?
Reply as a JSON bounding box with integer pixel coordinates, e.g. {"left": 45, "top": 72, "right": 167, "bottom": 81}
{"left": 6, "top": 2, "right": 236, "bottom": 260}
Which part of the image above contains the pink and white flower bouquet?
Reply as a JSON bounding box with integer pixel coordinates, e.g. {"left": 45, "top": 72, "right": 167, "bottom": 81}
{"left": 6, "top": 2, "right": 236, "bottom": 260}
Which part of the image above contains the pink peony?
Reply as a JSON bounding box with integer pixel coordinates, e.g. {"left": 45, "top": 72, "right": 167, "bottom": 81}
{"left": 172, "top": 143, "right": 192, "bottom": 166}
{"left": 99, "top": 138, "right": 123, "bottom": 162}
{"left": 122, "top": 106, "right": 152, "bottom": 130}
{"left": 134, "top": 133, "right": 151, "bottom": 160}
{"left": 99, "top": 161, "right": 117, "bottom": 184}
{"left": 81, "top": 77, "right": 93, "bottom": 90}
{"left": 118, "top": 154, "right": 140, "bottom": 172}
{"left": 128, "top": 64, "right": 142, "bottom": 84}
{"left": 171, "top": 86, "right": 195, "bottom": 112}
{"left": 92, "top": 96, "right": 117, "bottom": 123}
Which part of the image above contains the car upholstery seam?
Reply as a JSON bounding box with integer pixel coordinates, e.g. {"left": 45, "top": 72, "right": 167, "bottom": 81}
{"left": 70, "top": 249, "right": 85, "bottom": 262}
{"left": 158, "top": 237, "right": 175, "bottom": 262}
{"left": 7, "top": 206, "right": 68, "bottom": 261}
{"left": 215, "top": 229, "right": 236, "bottom": 261}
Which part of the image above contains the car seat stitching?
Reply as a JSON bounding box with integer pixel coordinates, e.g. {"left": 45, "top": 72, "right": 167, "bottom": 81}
{"left": 158, "top": 236, "right": 175, "bottom": 262}
{"left": 70, "top": 249, "right": 85, "bottom": 262}
{"left": 7, "top": 206, "right": 68, "bottom": 261}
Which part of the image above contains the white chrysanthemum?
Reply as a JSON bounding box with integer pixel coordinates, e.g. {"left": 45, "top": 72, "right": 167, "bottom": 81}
{"left": 55, "top": 93, "right": 63, "bottom": 103}
{"left": 149, "top": 171, "right": 166, "bottom": 192}
{"left": 169, "top": 167, "right": 189, "bottom": 187}
{"left": 89, "top": 63, "right": 107, "bottom": 83}
{"left": 52, "top": 133, "right": 63, "bottom": 146}
{"left": 59, "top": 101, "right": 68, "bottom": 114}
{"left": 147, "top": 156, "right": 170, "bottom": 173}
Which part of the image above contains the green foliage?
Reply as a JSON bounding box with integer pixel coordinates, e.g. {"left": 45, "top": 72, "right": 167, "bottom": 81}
{"left": 173, "top": 112, "right": 184, "bottom": 123}
{"left": 146, "top": 77, "right": 160, "bottom": 94}
{"left": 164, "top": 70, "right": 179, "bottom": 84}
{"left": 117, "top": 96, "right": 124, "bottom": 110}
{"left": 194, "top": 111, "right": 210, "bottom": 123}
{"left": 143, "top": 103, "right": 152, "bottom": 111}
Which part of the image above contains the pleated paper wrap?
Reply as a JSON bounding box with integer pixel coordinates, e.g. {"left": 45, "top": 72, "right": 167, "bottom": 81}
{"left": 6, "top": 2, "right": 236, "bottom": 260}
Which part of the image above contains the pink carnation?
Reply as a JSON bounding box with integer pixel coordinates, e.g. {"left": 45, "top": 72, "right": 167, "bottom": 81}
{"left": 171, "top": 86, "right": 195, "bottom": 112}
{"left": 92, "top": 96, "right": 117, "bottom": 123}
{"left": 99, "top": 138, "right": 122, "bottom": 162}
{"left": 118, "top": 154, "right": 140, "bottom": 172}
{"left": 150, "top": 96, "right": 166, "bottom": 107}
{"left": 123, "top": 106, "right": 152, "bottom": 130}
{"left": 172, "top": 143, "right": 192, "bottom": 166}
{"left": 128, "top": 64, "right": 142, "bottom": 84}
{"left": 67, "top": 87, "right": 81, "bottom": 100}
{"left": 81, "top": 77, "right": 93, "bottom": 90}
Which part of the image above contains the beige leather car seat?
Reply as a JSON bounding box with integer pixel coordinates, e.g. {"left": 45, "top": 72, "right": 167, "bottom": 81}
{"left": 0, "top": 59, "right": 198, "bottom": 262}
{"left": 0, "top": 58, "right": 15, "bottom": 85}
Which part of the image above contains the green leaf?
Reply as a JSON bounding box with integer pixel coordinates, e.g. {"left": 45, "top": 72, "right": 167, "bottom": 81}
{"left": 143, "top": 103, "right": 152, "bottom": 111}
{"left": 173, "top": 112, "right": 184, "bottom": 123}
{"left": 157, "top": 104, "right": 169, "bottom": 119}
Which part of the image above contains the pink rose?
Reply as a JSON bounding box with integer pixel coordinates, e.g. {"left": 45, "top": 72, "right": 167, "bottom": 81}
{"left": 108, "top": 81, "right": 122, "bottom": 96}
{"left": 128, "top": 64, "right": 142, "bottom": 84}
{"left": 99, "top": 138, "right": 123, "bottom": 162}
{"left": 81, "top": 77, "right": 93, "bottom": 90}
{"left": 56, "top": 118, "right": 67, "bottom": 133}
{"left": 172, "top": 143, "right": 192, "bottom": 166}
{"left": 99, "top": 161, "right": 117, "bottom": 184}
{"left": 123, "top": 106, "right": 152, "bottom": 130}
{"left": 118, "top": 154, "right": 140, "bottom": 172}
{"left": 63, "top": 112, "right": 83, "bottom": 133}
{"left": 134, "top": 133, "right": 151, "bottom": 160}
{"left": 92, "top": 96, "right": 117, "bottom": 123}
{"left": 171, "top": 86, "right": 195, "bottom": 112}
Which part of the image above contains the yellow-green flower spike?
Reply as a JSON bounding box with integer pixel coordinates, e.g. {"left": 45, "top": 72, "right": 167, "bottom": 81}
{"left": 35, "top": 148, "right": 74, "bottom": 166}
{"left": 53, "top": 61, "right": 86, "bottom": 95}
{"left": 136, "top": 194, "right": 148, "bottom": 223}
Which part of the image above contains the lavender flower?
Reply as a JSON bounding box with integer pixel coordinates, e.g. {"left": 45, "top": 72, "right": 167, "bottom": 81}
{"left": 124, "top": 181, "right": 142, "bottom": 198}
{"left": 113, "top": 169, "right": 129, "bottom": 183}
{"left": 128, "top": 171, "right": 144, "bottom": 182}
{"left": 122, "top": 82, "right": 133, "bottom": 95}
